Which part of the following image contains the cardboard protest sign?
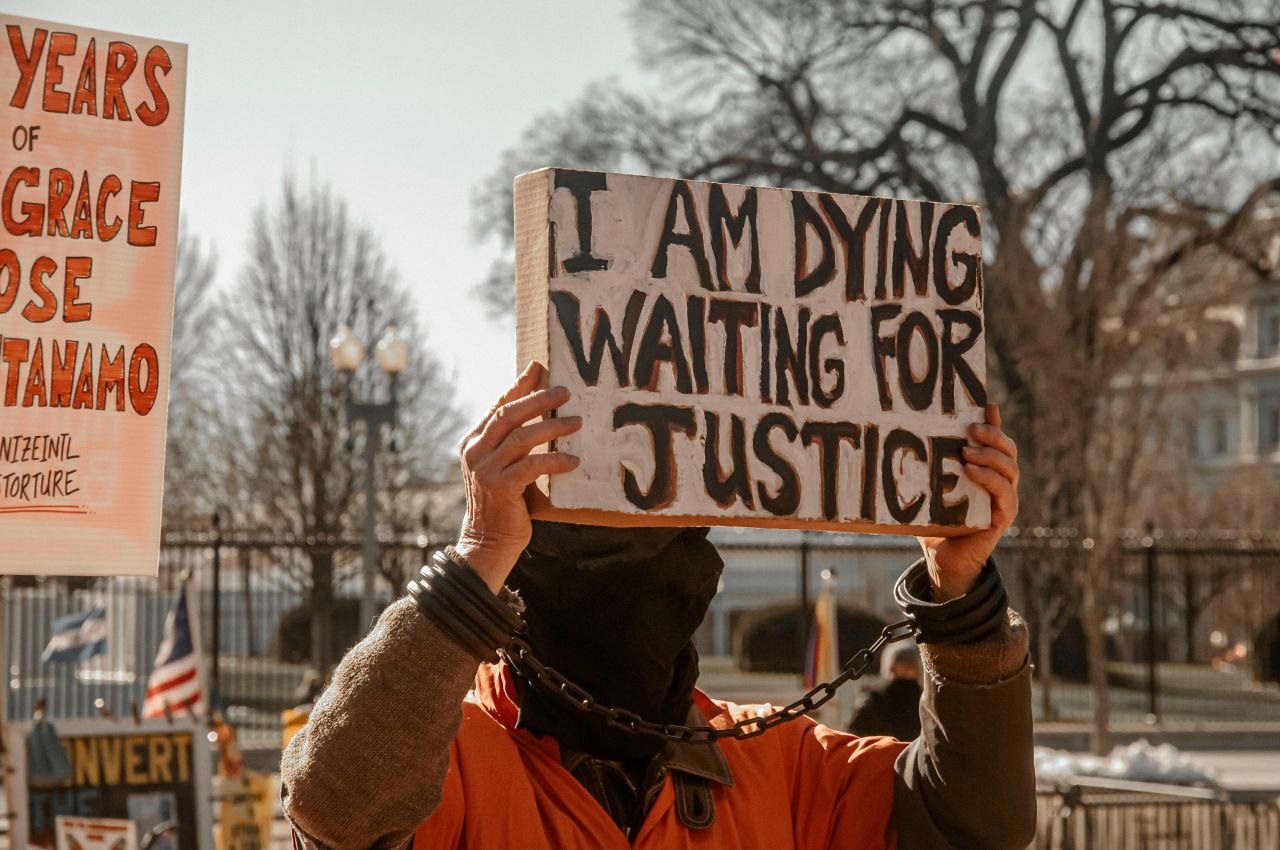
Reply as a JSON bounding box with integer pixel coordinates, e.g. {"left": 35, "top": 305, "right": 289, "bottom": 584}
{"left": 8, "top": 719, "right": 213, "bottom": 850}
{"left": 0, "top": 15, "right": 187, "bottom": 575}
{"left": 56, "top": 816, "right": 139, "bottom": 850}
{"left": 515, "top": 169, "right": 990, "bottom": 536}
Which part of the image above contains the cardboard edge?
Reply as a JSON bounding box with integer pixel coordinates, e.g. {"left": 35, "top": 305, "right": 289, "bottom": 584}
{"left": 513, "top": 167, "right": 553, "bottom": 373}
{"left": 523, "top": 165, "right": 983, "bottom": 218}
{"left": 513, "top": 168, "right": 555, "bottom": 502}
{"left": 524, "top": 485, "right": 985, "bottom": 538}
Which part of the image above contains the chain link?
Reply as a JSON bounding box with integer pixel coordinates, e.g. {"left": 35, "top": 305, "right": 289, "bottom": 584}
{"left": 500, "top": 619, "right": 917, "bottom": 744}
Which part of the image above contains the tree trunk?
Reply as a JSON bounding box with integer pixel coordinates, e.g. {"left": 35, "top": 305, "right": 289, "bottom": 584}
{"left": 1183, "top": 567, "right": 1197, "bottom": 663}
{"left": 1080, "top": 552, "right": 1113, "bottom": 754}
{"left": 1020, "top": 562, "right": 1059, "bottom": 723}
{"left": 1037, "top": 617, "right": 1056, "bottom": 722}
{"left": 310, "top": 549, "right": 335, "bottom": 676}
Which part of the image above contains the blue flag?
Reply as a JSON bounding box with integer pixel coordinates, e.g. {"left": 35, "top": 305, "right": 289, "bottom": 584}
{"left": 41, "top": 608, "right": 108, "bottom": 662}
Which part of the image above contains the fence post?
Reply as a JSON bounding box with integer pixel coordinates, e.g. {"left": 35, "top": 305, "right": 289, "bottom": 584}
{"left": 211, "top": 511, "right": 222, "bottom": 696}
{"left": 0, "top": 577, "right": 11, "bottom": 825}
{"left": 1143, "top": 521, "right": 1159, "bottom": 722}
{"left": 799, "top": 534, "right": 811, "bottom": 666}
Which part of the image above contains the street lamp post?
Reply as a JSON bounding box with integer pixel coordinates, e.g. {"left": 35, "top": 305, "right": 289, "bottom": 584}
{"left": 329, "top": 322, "right": 410, "bottom": 631}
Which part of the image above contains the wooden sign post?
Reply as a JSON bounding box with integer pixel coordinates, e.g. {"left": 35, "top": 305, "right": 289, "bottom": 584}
{"left": 0, "top": 15, "right": 187, "bottom": 575}
{"left": 515, "top": 169, "right": 990, "bottom": 536}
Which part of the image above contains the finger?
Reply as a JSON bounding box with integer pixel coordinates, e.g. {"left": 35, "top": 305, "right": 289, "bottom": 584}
{"left": 962, "top": 463, "right": 1012, "bottom": 497}
{"left": 968, "top": 422, "right": 1017, "bottom": 460}
{"left": 962, "top": 445, "right": 1019, "bottom": 485}
{"left": 474, "top": 386, "right": 570, "bottom": 452}
{"left": 469, "top": 362, "right": 545, "bottom": 438}
{"left": 490, "top": 416, "right": 583, "bottom": 466}
{"left": 963, "top": 464, "right": 1017, "bottom": 515}
{"left": 501, "top": 451, "right": 581, "bottom": 487}
{"left": 986, "top": 402, "right": 1001, "bottom": 429}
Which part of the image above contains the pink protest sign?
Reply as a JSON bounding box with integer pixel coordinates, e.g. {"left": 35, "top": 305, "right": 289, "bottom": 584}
{"left": 1, "top": 15, "right": 186, "bottom": 575}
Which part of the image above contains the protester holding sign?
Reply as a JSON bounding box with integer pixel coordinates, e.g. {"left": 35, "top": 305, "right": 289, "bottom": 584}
{"left": 281, "top": 364, "right": 1033, "bottom": 848}
{"left": 282, "top": 173, "right": 1033, "bottom": 847}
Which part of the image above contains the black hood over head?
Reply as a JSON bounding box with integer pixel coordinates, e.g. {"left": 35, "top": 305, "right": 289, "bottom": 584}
{"left": 507, "top": 521, "right": 724, "bottom": 760}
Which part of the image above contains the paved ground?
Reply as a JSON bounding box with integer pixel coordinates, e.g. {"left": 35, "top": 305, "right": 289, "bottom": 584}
{"left": 1188, "top": 751, "right": 1280, "bottom": 791}
{"left": 696, "top": 656, "right": 1280, "bottom": 723}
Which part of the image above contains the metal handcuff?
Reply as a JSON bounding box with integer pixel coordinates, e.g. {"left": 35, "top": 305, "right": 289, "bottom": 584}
{"left": 408, "top": 551, "right": 1006, "bottom": 744}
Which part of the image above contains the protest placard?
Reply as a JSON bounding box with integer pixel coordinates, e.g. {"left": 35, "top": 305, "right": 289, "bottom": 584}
{"left": 515, "top": 169, "right": 990, "bottom": 535}
{"left": 8, "top": 718, "right": 213, "bottom": 850}
{"left": 0, "top": 14, "right": 187, "bottom": 575}
{"left": 56, "top": 816, "right": 138, "bottom": 850}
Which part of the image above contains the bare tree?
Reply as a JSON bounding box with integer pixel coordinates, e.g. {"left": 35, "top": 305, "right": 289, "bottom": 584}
{"left": 163, "top": 223, "right": 221, "bottom": 522}
{"left": 218, "top": 174, "right": 461, "bottom": 673}
{"left": 474, "top": 0, "right": 1280, "bottom": 751}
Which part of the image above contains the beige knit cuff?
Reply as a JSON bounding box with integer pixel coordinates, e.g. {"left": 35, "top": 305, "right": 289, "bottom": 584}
{"left": 919, "top": 607, "right": 1030, "bottom": 686}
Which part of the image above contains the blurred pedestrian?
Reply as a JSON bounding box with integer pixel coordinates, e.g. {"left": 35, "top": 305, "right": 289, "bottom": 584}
{"left": 292, "top": 668, "right": 324, "bottom": 711}
{"left": 848, "top": 645, "right": 923, "bottom": 741}
{"left": 282, "top": 668, "right": 325, "bottom": 749}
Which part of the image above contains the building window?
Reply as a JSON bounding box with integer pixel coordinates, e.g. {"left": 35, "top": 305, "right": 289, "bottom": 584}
{"left": 1263, "top": 404, "right": 1280, "bottom": 455}
{"left": 1261, "top": 311, "right": 1280, "bottom": 359}
{"left": 1185, "top": 420, "right": 1200, "bottom": 458}
{"left": 1211, "top": 415, "right": 1229, "bottom": 456}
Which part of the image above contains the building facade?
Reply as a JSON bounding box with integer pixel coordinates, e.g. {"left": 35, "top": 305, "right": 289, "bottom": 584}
{"left": 1185, "top": 279, "right": 1280, "bottom": 484}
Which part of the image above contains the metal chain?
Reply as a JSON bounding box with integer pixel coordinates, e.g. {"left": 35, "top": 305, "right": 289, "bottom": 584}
{"left": 499, "top": 619, "right": 917, "bottom": 744}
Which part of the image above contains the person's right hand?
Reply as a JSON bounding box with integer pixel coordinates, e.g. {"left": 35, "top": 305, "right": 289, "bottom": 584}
{"left": 454, "top": 362, "right": 581, "bottom": 592}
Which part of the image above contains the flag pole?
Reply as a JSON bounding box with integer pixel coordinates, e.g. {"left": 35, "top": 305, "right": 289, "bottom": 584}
{"left": 803, "top": 567, "right": 842, "bottom": 729}
{"left": 820, "top": 569, "right": 841, "bottom": 729}
{"left": 182, "top": 568, "right": 212, "bottom": 726}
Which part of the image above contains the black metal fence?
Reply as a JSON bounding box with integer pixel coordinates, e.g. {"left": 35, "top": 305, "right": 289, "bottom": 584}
{"left": 708, "top": 527, "right": 1280, "bottom": 726}
{"left": 999, "top": 529, "right": 1280, "bottom": 725}
{"left": 1035, "top": 779, "right": 1280, "bottom": 849}
{"left": 6, "top": 525, "right": 1280, "bottom": 748}
{"left": 4, "top": 526, "right": 438, "bottom": 748}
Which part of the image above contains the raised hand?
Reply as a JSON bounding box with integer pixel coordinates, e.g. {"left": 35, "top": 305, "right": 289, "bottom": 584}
{"left": 916, "top": 403, "right": 1020, "bottom": 602}
{"left": 455, "top": 361, "right": 582, "bottom": 592}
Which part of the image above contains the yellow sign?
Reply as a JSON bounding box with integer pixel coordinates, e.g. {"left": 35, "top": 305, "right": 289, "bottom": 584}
{"left": 214, "top": 772, "right": 272, "bottom": 850}
{"left": 66, "top": 733, "right": 193, "bottom": 787}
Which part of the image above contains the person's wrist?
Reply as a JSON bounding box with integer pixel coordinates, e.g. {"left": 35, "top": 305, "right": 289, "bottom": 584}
{"left": 923, "top": 549, "right": 984, "bottom": 603}
{"left": 452, "top": 536, "right": 520, "bottom": 593}
{"left": 895, "top": 558, "right": 1008, "bottom": 645}
{"left": 407, "top": 550, "right": 524, "bottom": 662}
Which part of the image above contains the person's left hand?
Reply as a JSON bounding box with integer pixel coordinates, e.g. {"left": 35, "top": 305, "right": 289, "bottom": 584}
{"left": 916, "top": 403, "right": 1020, "bottom": 602}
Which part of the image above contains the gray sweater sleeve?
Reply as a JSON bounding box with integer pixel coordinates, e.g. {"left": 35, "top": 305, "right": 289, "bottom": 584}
{"left": 893, "top": 609, "right": 1038, "bottom": 850}
{"left": 279, "top": 597, "right": 479, "bottom": 850}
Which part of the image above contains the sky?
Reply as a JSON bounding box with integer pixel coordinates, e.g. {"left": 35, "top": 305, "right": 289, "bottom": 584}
{"left": 5, "top": 0, "right": 641, "bottom": 425}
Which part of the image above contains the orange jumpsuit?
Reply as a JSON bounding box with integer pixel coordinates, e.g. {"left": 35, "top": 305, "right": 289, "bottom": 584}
{"left": 415, "top": 663, "right": 905, "bottom": 850}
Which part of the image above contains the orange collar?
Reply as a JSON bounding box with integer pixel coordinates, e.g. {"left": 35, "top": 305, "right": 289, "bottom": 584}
{"left": 470, "top": 661, "right": 734, "bottom": 786}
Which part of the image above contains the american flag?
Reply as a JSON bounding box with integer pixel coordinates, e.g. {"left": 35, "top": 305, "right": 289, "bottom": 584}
{"left": 143, "top": 578, "right": 204, "bottom": 718}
